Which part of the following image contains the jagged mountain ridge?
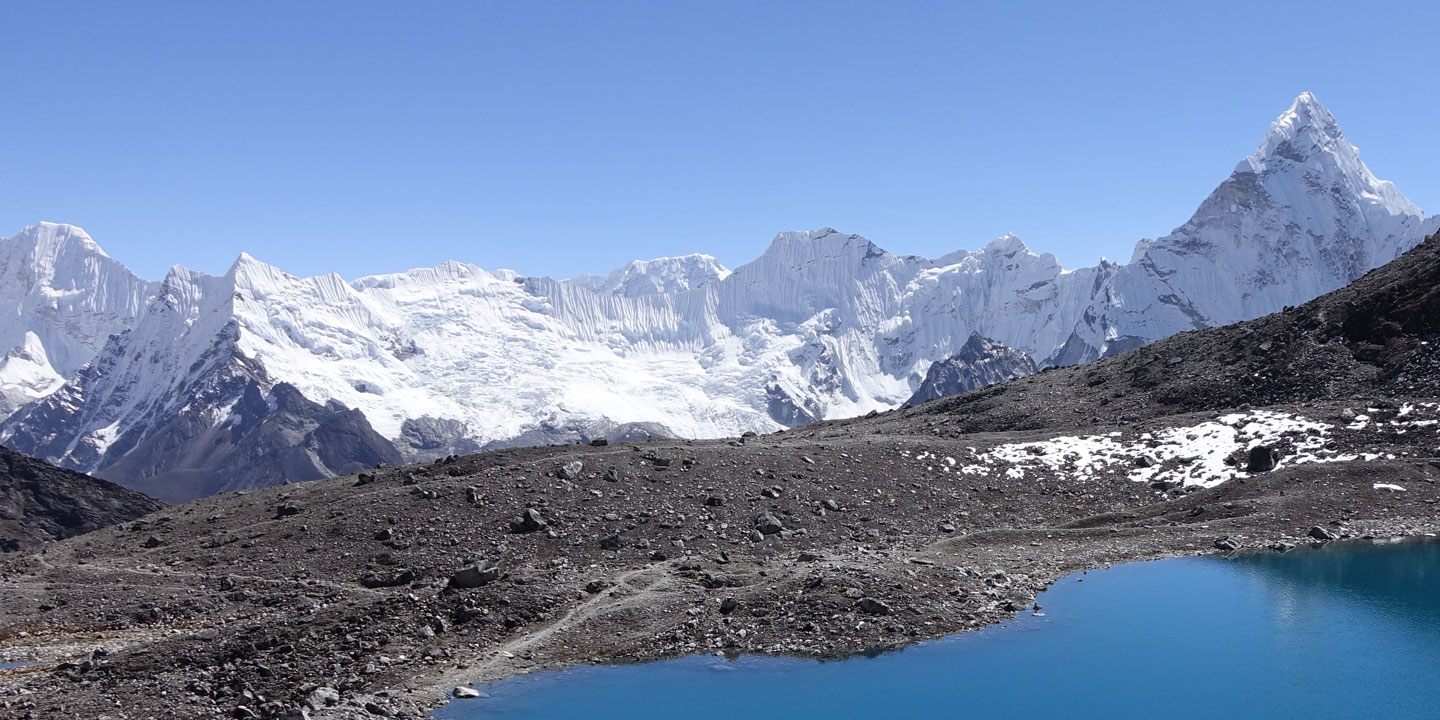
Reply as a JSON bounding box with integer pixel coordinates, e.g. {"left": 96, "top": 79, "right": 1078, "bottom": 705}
{"left": 0, "top": 92, "right": 1431, "bottom": 496}
{"left": 0, "top": 262, "right": 403, "bottom": 501}
{"left": 906, "top": 334, "right": 1037, "bottom": 406}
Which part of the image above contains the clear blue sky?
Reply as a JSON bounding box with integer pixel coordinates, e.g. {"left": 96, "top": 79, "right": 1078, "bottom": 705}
{"left": 2, "top": 1, "right": 1435, "bottom": 281}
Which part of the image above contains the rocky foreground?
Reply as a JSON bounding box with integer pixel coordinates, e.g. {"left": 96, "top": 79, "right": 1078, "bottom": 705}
{"left": 1, "top": 398, "right": 1438, "bottom": 719}
{"left": 3, "top": 233, "right": 1440, "bottom": 719}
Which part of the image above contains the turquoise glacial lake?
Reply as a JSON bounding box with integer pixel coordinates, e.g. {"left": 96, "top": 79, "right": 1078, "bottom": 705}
{"left": 436, "top": 541, "right": 1440, "bottom": 720}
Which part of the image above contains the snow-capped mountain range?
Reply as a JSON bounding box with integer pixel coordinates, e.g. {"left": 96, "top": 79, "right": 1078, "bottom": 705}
{"left": 0, "top": 92, "right": 1434, "bottom": 499}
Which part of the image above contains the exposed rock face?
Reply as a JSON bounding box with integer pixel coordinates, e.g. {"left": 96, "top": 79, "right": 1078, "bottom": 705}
{"left": 0, "top": 445, "right": 164, "bottom": 551}
{"left": 907, "top": 334, "right": 1038, "bottom": 405}
{"left": 93, "top": 381, "right": 403, "bottom": 502}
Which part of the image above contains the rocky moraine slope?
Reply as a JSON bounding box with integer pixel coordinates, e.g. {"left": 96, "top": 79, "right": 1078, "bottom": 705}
{"left": 0, "top": 447, "right": 164, "bottom": 553}
{"left": 0, "top": 233, "right": 1438, "bottom": 719}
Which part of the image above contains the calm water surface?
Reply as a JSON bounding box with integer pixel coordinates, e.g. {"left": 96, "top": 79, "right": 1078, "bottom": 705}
{"left": 436, "top": 541, "right": 1440, "bottom": 720}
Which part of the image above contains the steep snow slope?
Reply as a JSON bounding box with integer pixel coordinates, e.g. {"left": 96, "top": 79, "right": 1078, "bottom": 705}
{"left": 0, "top": 223, "right": 155, "bottom": 414}
{"left": 1, "top": 93, "right": 1432, "bottom": 495}
{"left": 0, "top": 260, "right": 401, "bottom": 499}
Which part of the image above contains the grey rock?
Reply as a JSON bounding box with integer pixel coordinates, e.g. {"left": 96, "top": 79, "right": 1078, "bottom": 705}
{"left": 449, "top": 561, "right": 501, "bottom": 589}
{"left": 754, "top": 512, "right": 784, "bottom": 535}
{"left": 509, "top": 508, "right": 547, "bottom": 533}
{"left": 856, "top": 598, "right": 892, "bottom": 615}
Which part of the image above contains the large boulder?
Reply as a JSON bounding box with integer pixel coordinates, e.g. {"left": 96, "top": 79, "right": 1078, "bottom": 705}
{"left": 509, "top": 508, "right": 547, "bottom": 534}
{"left": 1246, "top": 445, "right": 1280, "bottom": 472}
{"left": 449, "top": 561, "right": 501, "bottom": 589}
{"left": 754, "top": 512, "right": 784, "bottom": 536}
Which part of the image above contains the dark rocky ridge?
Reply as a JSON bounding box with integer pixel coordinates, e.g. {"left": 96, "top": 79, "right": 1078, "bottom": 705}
{"left": 0, "top": 234, "right": 1437, "bottom": 718}
{"left": 906, "top": 333, "right": 1037, "bottom": 405}
{"left": 0, "top": 446, "right": 164, "bottom": 552}
{"left": 100, "top": 381, "right": 404, "bottom": 503}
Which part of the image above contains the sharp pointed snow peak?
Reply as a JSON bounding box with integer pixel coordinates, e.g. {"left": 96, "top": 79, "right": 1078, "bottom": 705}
{"left": 982, "top": 233, "right": 1029, "bottom": 255}
{"left": 1241, "top": 91, "right": 1355, "bottom": 173}
{"left": 1237, "top": 92, "right": 1423, "bottom": 218}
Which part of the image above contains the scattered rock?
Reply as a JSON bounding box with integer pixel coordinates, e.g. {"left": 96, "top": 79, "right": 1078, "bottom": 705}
{"left": 558, "top": 461, "right": 584, "bottom": 481}
{"left": 1307, "top": 526, "right": 1338, "bottom": 542}
{"left": 360, "top": 569, "right": 415, "bottom": 588}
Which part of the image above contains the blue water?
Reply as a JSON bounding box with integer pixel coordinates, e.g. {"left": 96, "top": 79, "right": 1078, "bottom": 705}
{"left": 436, "top": 541, "right": 1440, "bottom": 720}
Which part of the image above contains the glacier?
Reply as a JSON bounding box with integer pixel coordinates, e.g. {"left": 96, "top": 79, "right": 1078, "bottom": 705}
{"left": 0, "top": 92, "right": 1432, "bottom": 495}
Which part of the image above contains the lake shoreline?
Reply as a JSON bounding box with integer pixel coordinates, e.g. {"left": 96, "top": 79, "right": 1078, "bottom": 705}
{"left": 420, "top": 515, "right": 1440, "bottom": 718}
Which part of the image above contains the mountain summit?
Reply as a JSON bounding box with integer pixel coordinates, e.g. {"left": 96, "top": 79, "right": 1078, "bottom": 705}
{"left": 0, "top": 94, "right": 1431, "bottom": 497}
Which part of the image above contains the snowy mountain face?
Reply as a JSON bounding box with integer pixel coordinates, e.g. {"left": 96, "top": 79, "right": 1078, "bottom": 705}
{"left": 0, "top": 223, "right": 155, "bottom": 415}
{"left": 0, "top": 261, "right": 401, "bottom": 501}
{"left": 1056, "top": 92, "right": 1432, "bottom": 364}
{"left": 0, "top": 93, "right": 1432, "bottom": 497}
{"left": 906, "top": 334, "right": 1038, "bottom": 406}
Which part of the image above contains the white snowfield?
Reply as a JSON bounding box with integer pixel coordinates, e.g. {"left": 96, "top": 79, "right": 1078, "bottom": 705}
{"left": 903, "top": 406, "right": 1440, "bottom": 490}
{"left": 0, "top": 93, "right": 1433, "bottom": 475}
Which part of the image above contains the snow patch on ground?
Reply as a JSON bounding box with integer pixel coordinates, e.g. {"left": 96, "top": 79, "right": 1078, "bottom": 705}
{"left": 903, "top": 409, "right": 1434, "bottom": 490}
